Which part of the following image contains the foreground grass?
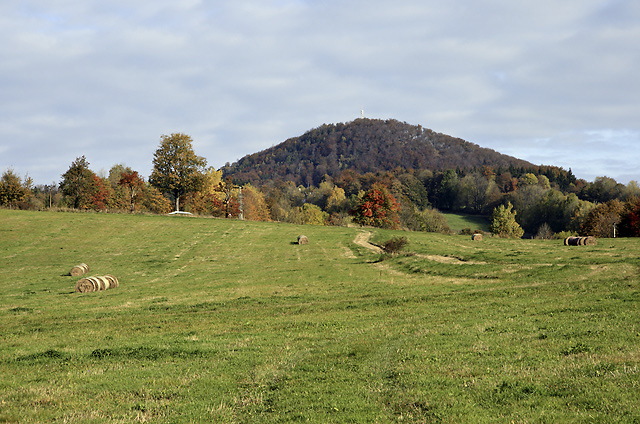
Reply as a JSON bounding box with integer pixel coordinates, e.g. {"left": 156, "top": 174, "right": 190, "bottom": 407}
{"left": 0, "top": 209, "right": 639, "bottom": 423}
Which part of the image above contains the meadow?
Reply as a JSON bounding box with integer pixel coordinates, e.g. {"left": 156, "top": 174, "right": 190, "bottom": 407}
{"left": 0, "top": 209, "right": 639, "bottom": 423}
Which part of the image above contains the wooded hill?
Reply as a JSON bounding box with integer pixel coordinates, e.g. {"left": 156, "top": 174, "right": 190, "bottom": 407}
{"left": 223, "top": 118, "right": 537, "bottom": 186}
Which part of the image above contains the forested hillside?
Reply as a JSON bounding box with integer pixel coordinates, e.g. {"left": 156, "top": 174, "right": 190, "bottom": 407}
{"left": 2, "top": 122, "right": 639, "bottom": 239}
{"left": 223, "top": 118, "right": 536, "bottom": 186}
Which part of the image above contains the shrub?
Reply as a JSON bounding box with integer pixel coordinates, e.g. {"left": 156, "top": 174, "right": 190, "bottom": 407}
{"left": 535, "top": 223, "right": 553, "bottom": 240}
{"left": 382, "top": 236, "right": 409, "bottom": 255}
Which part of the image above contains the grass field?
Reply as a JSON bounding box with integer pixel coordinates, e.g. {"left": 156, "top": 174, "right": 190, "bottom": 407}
{"left": 442, "top": 212, "right": 491, "bottom": 232}
{"left": 1, "top": 209, "right": 639, "bottom": 423}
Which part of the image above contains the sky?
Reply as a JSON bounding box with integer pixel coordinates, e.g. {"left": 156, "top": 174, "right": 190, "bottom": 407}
{"left": 1, "top": 0, "right": 639, "bottom": 186}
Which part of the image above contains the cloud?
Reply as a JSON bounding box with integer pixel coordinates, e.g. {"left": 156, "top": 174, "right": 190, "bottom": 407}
{"left": 0, "top": 0, "right": 638, "bottom": 185}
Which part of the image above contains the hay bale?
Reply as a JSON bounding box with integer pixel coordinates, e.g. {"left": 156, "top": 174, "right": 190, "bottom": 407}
{"left": 565, "top": 237, "right": 580, "bottom": 246}
{"left": 297, "top": 235, "right": 309, "bottom": 245}
{"left": 105, "top": 274, "right": 119, "bottom": 288}
{"left": 471, "top": 233, "right": 483, "bottom": 241}
{"left": 75, "top": 275, "right": 119, "bottom": 293}
{"left": 70, "top": 263, "right": 89, "bottom": 276}
{"left": 565, "top": 236, "right": 597, "bottom": 246}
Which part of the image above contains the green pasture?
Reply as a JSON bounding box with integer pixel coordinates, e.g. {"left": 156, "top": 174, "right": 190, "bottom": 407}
{"left": 442, "top": 212, "right": 491, "bottom": 232}
{"left": 1, "top": 209, "right": 639, "bottom": 423}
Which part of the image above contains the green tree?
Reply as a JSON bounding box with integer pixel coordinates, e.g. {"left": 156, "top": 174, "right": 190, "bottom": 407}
{"left": 519, "top": 173, "right": 539, "bottom": 187}
{"left": 0, "top": 169, "right": 31, "bottom": 208}
{"left": 149, "top": 133, "right": 207, "bottom": 212}
{"left": 351, "top": 183, "right": 400, "bottom": 229}
{"left": 289, "top": 203, "right": 328, "bottom": 225}
{"left": 60, "top": 156, "right": 95, "bottom": 209}
{"left": 490, "top": 202, "right": 524, "bottom": 238}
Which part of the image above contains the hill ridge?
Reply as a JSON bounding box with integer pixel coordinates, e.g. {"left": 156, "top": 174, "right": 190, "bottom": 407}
{"left": 223, "top": 118, "right": 535, "bottom": 185}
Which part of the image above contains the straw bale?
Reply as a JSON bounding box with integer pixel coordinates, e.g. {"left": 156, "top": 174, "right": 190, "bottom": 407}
{"left": 75, "top": 278, "right": 95, "bottom": 293}
{"left": 105, "top": 275, "right": 119, "bottom": 288}
{"left": 298, "top": 235, "right": 309, "bottom": 245}
{"left": 565, "top": 236, "right": 597, "bottom": 246}
{"left": 70, "top": 263, "right": 89, "bottom": 276}
{"left": 471, "top": 233, "right": 483, "bottom": 241}
{"left": 75, "top": 275, "right": 119, "bottom": 293}
{"left": 565, "top": 237, "right": 580, "bottom": 246}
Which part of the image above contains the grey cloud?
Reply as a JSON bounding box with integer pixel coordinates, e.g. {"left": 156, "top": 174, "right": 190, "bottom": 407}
{"left": 1, "top": 1, "right": 638, "bottom": 185}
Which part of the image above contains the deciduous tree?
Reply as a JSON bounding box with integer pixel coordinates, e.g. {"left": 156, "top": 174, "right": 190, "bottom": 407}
{"left": 118, "top": 171, "right": 144, "bottom": 212}
{"left": 241, "top": 184, "right": 270, "bottom": 221}
{"left": 581, "top": 199, "right": 624, "bottom": 237}
{"left": 149, "top": 133, "right": 207, "bottom": 212}
{"left": 351, "top": 183, "right": 400, "bottom": 229}
{"left": 0, "top": 169, "right": 31, "bottom": 208}
{"left": 490, "top": 202, "right": 524, "bottom": 238}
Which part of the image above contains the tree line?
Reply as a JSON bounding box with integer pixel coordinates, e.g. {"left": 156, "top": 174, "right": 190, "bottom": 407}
{"left": 1, "top": 132, "right": 639, "bottom": 238}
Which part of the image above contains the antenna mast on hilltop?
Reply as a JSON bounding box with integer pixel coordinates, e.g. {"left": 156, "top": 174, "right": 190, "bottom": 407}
{"left": 361, "top": 108, "right": 364, "bottom": 118}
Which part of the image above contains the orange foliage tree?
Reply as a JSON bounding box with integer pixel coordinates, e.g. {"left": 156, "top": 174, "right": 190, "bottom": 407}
{"left": 350, "top": 183, "right": 400, "bottom": 229}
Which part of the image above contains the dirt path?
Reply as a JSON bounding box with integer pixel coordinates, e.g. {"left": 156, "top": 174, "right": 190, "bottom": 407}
{"left": 353, "top": 231, "right": 384, "bottom": 254}
{"left": 352, "top": 231, "right": 485, "bottom": 265}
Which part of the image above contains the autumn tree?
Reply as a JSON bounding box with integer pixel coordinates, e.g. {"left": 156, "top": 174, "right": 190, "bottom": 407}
{"left": 619, "top": 197, "right": 640, "bottom": 237}
{"left": 118, "top": 171, "right": 144, "bottom": 212}
{"left": 490, "top": 202, "right": 524, "bottom": 238}
{"left": 580, "top": 199, "right": 625, "bottom": 237}
{"left": 60, "top": 156, "right": 95, "bottom": 209}
{"left": 241, "top": 184, "right": 270, "bottom": 221}
{"left": 149, "top": 133, "right": 207, "bottom": 212}
{"left": 351, "top": 183, "right": 400, "bottom": 229}
{"left": 140, "top": 183, "right": 173, "bottom": 214}
{"left": 0, "top": 169, "right": 31, "bottom": 208}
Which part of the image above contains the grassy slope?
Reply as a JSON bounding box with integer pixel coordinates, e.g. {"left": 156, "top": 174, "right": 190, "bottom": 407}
{"left": 1, "top": 209, "right": 639, "bottom": 423}
{"left": 442, "top": 212, "right": 491, "bottom": 232}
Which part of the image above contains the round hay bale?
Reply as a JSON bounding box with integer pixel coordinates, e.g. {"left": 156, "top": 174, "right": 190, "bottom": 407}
{"left": 565, "top": 236, "right": 596, "bottom": 246}
{"left": 297, "top": 235, "right": 309, "bottom": 245}
{"left": 75, "top": 276, "right": 119, "bottom": 293}
{"left": 565, "top": 237, "right": 581, "bottom": 246}
{"left": 75, "top": 277, "right": 96, "bottom": 293}
{"left": 105, "top": 275, "right": 119, "bottom": 288}
{"left": 471, "top": 233, "right": 483, "bottom": 241}
{"left": 70, "top": 263, "right": 89, "bottom": 276}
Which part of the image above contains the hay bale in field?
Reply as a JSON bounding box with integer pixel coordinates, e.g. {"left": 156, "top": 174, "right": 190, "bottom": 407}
{"left": 565, "top": 237, "right": 580, "bottom": 246}
{"left": 471, "top": 233, "right": 483, "bottom": 241}
{"left": 297, "top": 235, "right": 309, "bottom": 245}
{"left": 565, "top": 236, "right": 597, "bottom": 246}
{"left": 69, "top": 263, "right": 89, "bottom": 276}
{"left": 104, "top": 274, "right": 119, "bottom": 288}
{"left": 75, "top": 275, "right": 119, "bottom": 293}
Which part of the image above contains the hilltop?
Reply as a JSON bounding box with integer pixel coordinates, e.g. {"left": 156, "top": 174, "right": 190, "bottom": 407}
{"left": 223, "top": 118, "right": 536, "bottom": 185}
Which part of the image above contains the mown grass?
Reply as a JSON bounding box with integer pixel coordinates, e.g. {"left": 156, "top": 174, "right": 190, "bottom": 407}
{"left": 442, "top": 212, "right": 491, "bottom": 232}
{"left": 1, "top": 209, "right": 639, "bottom": 423}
